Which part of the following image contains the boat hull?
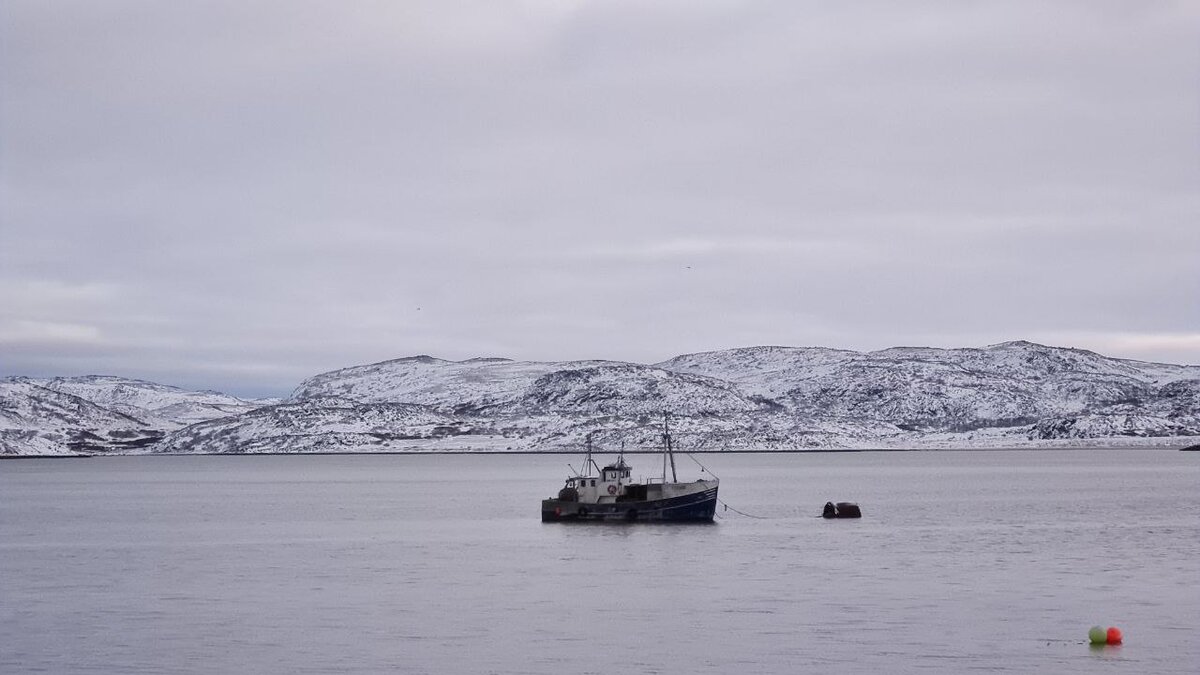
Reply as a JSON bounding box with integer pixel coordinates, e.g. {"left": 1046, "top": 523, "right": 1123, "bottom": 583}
{"left": 541, "top": 484, "right": 718, "bottom": 523}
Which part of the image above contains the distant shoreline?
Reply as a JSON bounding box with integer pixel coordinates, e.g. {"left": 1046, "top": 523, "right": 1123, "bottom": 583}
{"left": 4, "top": 444, "right": 1196, "bottom": 459}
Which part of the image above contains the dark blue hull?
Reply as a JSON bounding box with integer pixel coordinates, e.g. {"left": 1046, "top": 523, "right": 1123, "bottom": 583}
{"left": 541, "top": 486, "right": 718, "bottom": 523}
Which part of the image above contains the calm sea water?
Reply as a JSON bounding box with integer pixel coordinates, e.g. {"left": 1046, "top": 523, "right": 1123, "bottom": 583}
{"left": 2, "top": 450, "right": 1197, "bottom": 674}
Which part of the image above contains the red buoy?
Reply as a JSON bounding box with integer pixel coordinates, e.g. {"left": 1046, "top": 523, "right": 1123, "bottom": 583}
{"left": 1106, "top": 626, "right": 1123, "bottom": 645}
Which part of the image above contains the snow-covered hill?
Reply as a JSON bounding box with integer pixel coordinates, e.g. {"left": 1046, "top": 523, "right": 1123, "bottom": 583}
{"left": 34, "top": 376, "right": 263, "bottom": 426}
{"left": 660, "top": 341, "right": 1200, "bottom": 435}
{"left": 192, "top": 341, "right": 1195, "bottom": 454}
{"left": 291, "top": 356, "right": 620, "bottom": 411}
{"left": 0, "top": 376, "right": 269, "bottom": 455}
{"left": 4, "top": 342, "right": 1198, "bottom": 455}
{"left": 0, "top": 379, "right": 162, "bottom": 454}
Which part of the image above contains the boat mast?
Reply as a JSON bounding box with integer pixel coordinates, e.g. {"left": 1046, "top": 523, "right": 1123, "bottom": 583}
{"left": 584, "top": 432, "right": 594, "bottom": 477}
{"left": 663, "top": 414, "right": 678, "bottom": 483}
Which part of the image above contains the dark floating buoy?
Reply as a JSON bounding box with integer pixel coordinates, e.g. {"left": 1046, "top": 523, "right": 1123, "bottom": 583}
{"left": 822, "top": 501, "right": 862, "bottom": 518}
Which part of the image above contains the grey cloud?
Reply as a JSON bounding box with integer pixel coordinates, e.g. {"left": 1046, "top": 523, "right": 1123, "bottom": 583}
{"left": 2, "top": 1, "right": 1197, "bottom": 396}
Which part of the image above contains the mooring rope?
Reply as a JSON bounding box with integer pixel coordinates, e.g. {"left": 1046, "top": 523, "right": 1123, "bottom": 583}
{"left": 684, "top": 452, "right": 772, "bottom": 519}
{"left": 717, "top": 498, "right": 770, "bottom": 519}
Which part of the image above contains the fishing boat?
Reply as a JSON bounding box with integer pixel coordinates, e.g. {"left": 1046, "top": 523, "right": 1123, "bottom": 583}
{"left": 540, "top": 419, "right": 719, "bottom": 523}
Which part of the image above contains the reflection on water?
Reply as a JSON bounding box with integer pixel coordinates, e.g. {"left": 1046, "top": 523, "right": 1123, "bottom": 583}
{"left": 1, "top": 450, "right": 1197, "bottom": 674}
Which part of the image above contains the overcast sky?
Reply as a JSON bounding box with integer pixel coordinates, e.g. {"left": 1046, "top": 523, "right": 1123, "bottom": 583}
{"left": 2, "top": 1, "right": 1198, "bottom": 397}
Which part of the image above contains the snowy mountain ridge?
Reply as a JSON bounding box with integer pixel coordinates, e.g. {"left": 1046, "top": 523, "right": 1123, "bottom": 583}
{"left": 3, "top": 341, "right": 1198, "bottom": 455}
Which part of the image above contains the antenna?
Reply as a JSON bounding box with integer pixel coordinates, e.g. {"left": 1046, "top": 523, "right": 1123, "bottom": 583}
{"left": 663, "top": 414, "right": 677, "bottom": 483}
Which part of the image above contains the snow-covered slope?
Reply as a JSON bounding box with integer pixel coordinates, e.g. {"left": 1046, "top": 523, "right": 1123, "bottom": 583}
{"left": 516, "top": 364, "right": 773, "bottom": 416}
{"left": 291, "top": 356, "right": 620, "bottom": 411}
{"left": 32, "top": 375, "right": 262, "bottom": 426}
{"left": 152, "top": 398, "right": 502, "bottom": 454}
{"left": 1, "top": 376, "right": 270, "bottom": 455}
{"left": 0, "top": 379, "right": 162, "bottom": 455}
{"left": 655, "top": 345, "right": 860, "bottom": 400}
{"left": 661, "top": 341, "right": 1200, "bottom": 435}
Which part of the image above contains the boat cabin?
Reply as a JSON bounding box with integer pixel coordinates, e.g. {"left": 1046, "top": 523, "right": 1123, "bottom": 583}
{"left": 563, "top": 458, "right": 633, "bottom": 502}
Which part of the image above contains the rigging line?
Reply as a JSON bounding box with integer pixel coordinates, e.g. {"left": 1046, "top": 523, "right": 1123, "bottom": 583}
{"left": 684, "top": 452, "right": 719, "bottom": 480}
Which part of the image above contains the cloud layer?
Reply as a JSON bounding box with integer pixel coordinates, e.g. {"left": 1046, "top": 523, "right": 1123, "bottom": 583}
{"left": 3, "top": 1, "right": 1198, "bottom": 396}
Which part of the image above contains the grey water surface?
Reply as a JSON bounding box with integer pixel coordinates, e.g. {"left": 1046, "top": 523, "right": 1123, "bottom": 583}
{"left": 2, "top": 450, "right": 1197, "bottom": 674}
